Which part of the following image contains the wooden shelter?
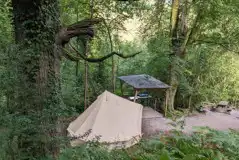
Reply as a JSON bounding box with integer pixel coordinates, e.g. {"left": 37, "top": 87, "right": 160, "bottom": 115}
{"left": 118, "top": 74, "right": 170, "bottom": 114}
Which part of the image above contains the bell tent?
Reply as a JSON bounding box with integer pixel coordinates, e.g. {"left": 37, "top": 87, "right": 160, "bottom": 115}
{"left": 67, "top": 90, "right": 143, "bottom": 149}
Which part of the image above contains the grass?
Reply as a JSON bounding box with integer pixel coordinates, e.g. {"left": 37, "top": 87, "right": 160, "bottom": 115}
{"left": 59, "top": 128, "right": 239, "bottom": 160}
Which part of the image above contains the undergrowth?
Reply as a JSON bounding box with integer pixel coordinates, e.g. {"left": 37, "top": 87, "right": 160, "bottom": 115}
{"left": 59, "top": 128, "right": 239, "bottom": 160}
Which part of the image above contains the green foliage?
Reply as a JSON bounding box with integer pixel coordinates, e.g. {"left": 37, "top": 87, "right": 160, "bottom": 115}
{"left": 117, "top": 41, "right": 148, "bottom": 75}
{"left": 59, "top": 129, "right": 239, "bottom": 160}
{"left": 1, "top": 0, "right": 239, "bottom": 159}
{"left": 0, "top": 0, "right": 12, "bottom": 46}
{"left": 184, "top": 46, "right": 239, "bottom": 106}
{"left": 137, "top": 0, "right": 239, "bottom": 109}
{"left": 144, "top": 37, "right": 239, "bottom": 108}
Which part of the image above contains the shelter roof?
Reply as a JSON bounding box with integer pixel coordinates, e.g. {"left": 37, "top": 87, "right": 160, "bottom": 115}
{"left": 118, "top": 74, "right": 170, "bottom": 89}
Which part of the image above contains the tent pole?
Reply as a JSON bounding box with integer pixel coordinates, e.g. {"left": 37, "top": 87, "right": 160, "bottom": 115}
{"left": 134, "top": 89, "right": 138, "bottom": 102}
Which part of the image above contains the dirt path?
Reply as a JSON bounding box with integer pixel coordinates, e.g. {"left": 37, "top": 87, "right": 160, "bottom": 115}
{"left": 142, "top": 107, "right": 174, "bottom": 136}
{"left": 183, "top": 110, "right": 239, "bottom": 133}
{"left": 142, "top": 107, "right": 239, "bottom": 136}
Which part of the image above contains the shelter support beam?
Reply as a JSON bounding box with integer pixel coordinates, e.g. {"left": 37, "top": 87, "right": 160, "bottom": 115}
{"left": 134, "top": 90, "right": 138, "bottom": 102}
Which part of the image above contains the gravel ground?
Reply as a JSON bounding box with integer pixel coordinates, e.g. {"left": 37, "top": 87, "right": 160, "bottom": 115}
{"left": 183, "top": 110, "right": 239, "bottom": 133}
{"left": 142, "top": 107, "right": 239, "bottom": 136}
{"left": 142, "top": 107, "right": 174, "bottom": 136}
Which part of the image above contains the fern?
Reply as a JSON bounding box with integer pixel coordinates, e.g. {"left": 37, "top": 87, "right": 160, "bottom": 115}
{"left": 59, "top": 129, "right": 239, "bottom": 160}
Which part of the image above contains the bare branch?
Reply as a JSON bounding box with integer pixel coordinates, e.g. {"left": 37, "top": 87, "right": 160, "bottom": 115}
{"left": 62, "top": 50, "right": 79, "bottom": 62}
{"left": 63, "top": 44, "right": 141, "bottom": 63}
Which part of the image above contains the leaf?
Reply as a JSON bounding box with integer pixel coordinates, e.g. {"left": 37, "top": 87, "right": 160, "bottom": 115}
{"left": 159, "top": 150, "right": 171, "bottom": 160}
{"left": 182, "top": 155, "right": 197, "bottom": 160}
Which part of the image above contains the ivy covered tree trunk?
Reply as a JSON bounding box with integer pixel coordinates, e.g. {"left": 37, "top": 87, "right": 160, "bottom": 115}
{"left": 166, "top": 0, "right": 199, "bottom": 112}
{"left": 167, "top": 0, "right": 189, "bottom": 112}
{"left": 12, "top": 0, "right": 61, "bottom": 158}
{"left": 167, "top": 57, "right": 179, "bottom": 112}
{"left": 166, "top": 0, "right": 180, "bottom": 112}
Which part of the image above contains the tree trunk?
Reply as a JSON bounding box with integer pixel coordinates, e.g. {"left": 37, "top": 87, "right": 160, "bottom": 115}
{"left": 167, "top": 0, "right": 189, "bottom": 112}
{"left": 103, "top": 20, "right": 115, "bottom": 92}
{"left": 167, "top": 56, "right": 179, "bottom": 112}
{"left": 11, "top": 0, "right": 102, "bottom": 158}
{"left": 12, "top": 0, "right": 61, "bottom": 158}
{"left": 84, "top": 39, "right": 89, "bottom": 110}
{"left": 166, "top": 0, "right": 180, "bottom": 112}
{"left": 112, "top": 56, "right": 116, "bottom": 93}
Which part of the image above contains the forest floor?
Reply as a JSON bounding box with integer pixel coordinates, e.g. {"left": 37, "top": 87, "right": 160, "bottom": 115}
{"left": 142, "top": 107, "right": 239, "bottom": 136}
{"left": 60, "top": 107, "right": 239, "bottom": 159}
{"left": 61, "top": 110, "right": 239, "bottom": 159}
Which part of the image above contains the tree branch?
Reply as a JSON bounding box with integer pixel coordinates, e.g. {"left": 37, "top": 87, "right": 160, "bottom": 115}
{"left": 55, "top": 18, "right": 102, "bottom": 46}
{"left": 63, "top": 44, "right": 141, "bottom": 63}
{"left": 180, "top": 8, "right": 202, "bottom": 55}
{"left": 56, "top": 18, "right": 142, "bottom": 63}
{"left": 62, "top": 50, "right": 80, "bottom": 62}
{"left": 193, "top": 39, "right": 239, "bottom": 54}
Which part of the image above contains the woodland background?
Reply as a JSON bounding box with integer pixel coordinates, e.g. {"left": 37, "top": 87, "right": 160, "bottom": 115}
{"left": 0, "top": 0, "right": 239, "bottom": 159}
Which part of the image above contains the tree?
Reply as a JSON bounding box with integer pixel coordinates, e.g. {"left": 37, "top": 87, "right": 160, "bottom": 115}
{"left": 11, "top": 0, "right": 100, "bottom": 158}
{"left": 11, "top": 0, "right": 61, "bottom": 158}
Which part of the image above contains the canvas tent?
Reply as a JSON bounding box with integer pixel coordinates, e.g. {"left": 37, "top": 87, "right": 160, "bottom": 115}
{"left": 67, "top": 90, "right": 143, "bottom": 149}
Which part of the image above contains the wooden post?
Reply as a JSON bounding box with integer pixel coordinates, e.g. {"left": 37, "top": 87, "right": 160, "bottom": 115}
{"left": 154, "top": 98, "right": 157, "bottom": 110}
{"left": 134, "top": 89, "right": 138, "bottom": 102}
